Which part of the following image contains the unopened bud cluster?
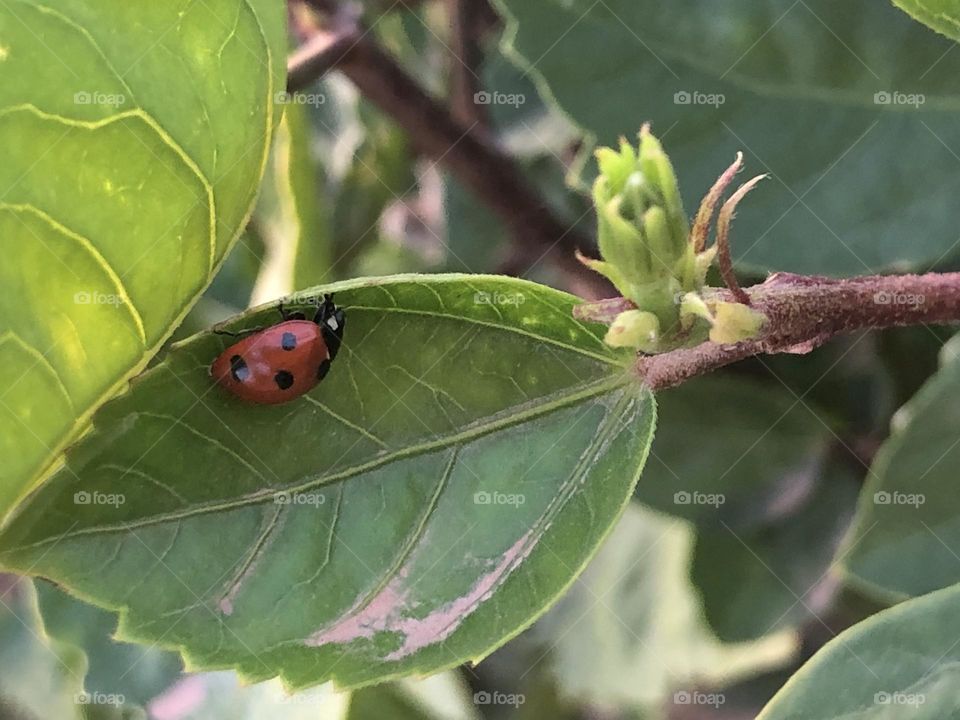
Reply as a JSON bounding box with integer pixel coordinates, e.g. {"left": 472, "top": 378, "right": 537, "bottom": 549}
{"left": 578, "top": 126, "right": 766, "bottom": 352}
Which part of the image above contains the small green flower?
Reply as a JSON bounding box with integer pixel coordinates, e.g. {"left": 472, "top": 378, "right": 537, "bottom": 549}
{"left": 603, "top": 309, "right": 660, "bottom": 352}
{"left": 710, "top": 302, "right": 766, "bottom": 344}
{"left": 577, "top": 125, "right": 767, "bottom": 353}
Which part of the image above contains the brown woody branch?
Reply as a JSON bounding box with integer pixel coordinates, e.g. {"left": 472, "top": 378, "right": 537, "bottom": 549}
{"left": 634, "top": 272, "right": 960, "bottom": 389}
{"left": 288, "top": 1, "right": 608, "bottom": 298}
{"left": 446, "top": 0, "right": 498, "bottom": 128}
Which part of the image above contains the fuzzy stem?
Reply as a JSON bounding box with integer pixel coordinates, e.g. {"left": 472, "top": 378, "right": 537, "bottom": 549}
{"left": 635, "top": 272, "right": 960, "bottom": 389}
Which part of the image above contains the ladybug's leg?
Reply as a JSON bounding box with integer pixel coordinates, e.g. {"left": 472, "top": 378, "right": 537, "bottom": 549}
{"left": 277, "top": 301, "right": 306, "bottom": 322}
{"left": 315, "top": 294, "right": 345, "bottom": 360}
{"left": 213, "top": 326, "right": 264, "bottom": 338}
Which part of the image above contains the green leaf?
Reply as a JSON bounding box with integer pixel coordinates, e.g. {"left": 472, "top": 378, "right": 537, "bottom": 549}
{"left": 530, "top": 504, "right": 794, "bottom": 711}
{"left": 0, "top": 1, "right": 286, "bottom": 516}
{"left": 893, "top": 0, "right": 960, "bottom": 41}
{"left": 443, "top": 176, "right": 508, "bottom": 273}
{"left": 34, "top": 580, "right": 182, "bottom": 708}
{"left": 692, "top": 456, "right": 860, "bottom": 641}
{"left": 253, "top": 101, "right": 333, "bottom": 300}
{"left": 147, "top": 671, "right": 349, "bottom": 719}
{"left": 756, "top": 334, "right": 895, "bottom": 437}
{"left": 444, "top": 156, "right": 593, "bottom": 276}
{"left": 842, "top": 336, "right": 960, "bottom": 600}
{"left": 494, "top": 0, "right": 960, "bottom": 276}
{"left": 0, "top": 275, "right": 654, "bottom": 690}
{"left": 145, "top": 671, "right": 472, "bottom": 720}
{"left": 200, "top": 229, "right": 266, "bottom": 317}
{"left": 637, "top": 376, "right": 830, "bottom": 527}
{"left": 481, "top": 46, "right": 580, "bottom": 158}
{"left": 0, "top": 575, "right": 86, "bottom": 720}
{"left": 347, "top": 685, "right": 436, "bottom": 720}
{"left": 330, "top": 105, "right": 415, "bottom": 276}
{"left": 758, "top": 583, "right": 960, "bottom": 719}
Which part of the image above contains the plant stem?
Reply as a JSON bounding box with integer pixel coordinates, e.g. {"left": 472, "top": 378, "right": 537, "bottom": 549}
{"left": 287, "top": 1, "right": 608, "bottom": 298}
{"left": 637, "top": 272, "right": 960, "bottom": 389}
{"left": 446, "top": 0, "right": 497, "bottom": 129}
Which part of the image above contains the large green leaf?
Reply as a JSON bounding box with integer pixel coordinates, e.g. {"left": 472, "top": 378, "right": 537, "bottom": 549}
{"left": 692, "top": 456, "right": 860, "bottom": 642}
{"left": 347, "top": 677, "right": 476, "bottom": 720}
{"left": 0, "top": 575, "right": 85, "bottom": 720}
{"left": 35, "top": 580, "right": 182, "bottom": 709}
{"left": 893, "top": 0, "right": 960, "bottom": 41}
{"left": 530, "top": 504, "right": 794, "bottom": 711}
{"left": 328, "top": 103, "right": 415, "bottom": 277}
{"left": 147, "top": 672, "right": 349, "bottom": 719}
{"left": 494, "top": 0, "right": 960, "bottom": 276}
{"left": 252, "top": 101, "right": 332, "bottom": 301}
{"left": 144, "top": 671, "right": 473, "bottom": 720}
{"left": 841, "top": 336, "right": 960, "bottom": 600}
{"left": 758, "top": 583, "right": 960, "bottom": 719}
{"left": 0, "top": 275, "right": 654, "bottom": 689}
{"left": 637, "top": 376, "right": 830, "bottom": 527}
{"left": 0, "top": 0, "right": 285, "bottom": 516}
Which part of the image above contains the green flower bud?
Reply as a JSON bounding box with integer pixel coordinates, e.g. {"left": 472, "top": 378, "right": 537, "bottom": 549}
{"left": 678, "top": 292, "right": 711, "bottom": 323}
{"left": 709, "top": 302, "right": 766, "bottom": 344}
{"left": 586, "top": 128, "right": 697, "bottom": 312}
{"left": 604, "top": 309, "right": 660, "bottom": 351}
{"left": 641, "top": 206, "right": 674, "bottom": 278}
{"left": 578, "top": 126, "right": 768, "bottom": 354}
{"left": 638, "top": 126, "right": 689, "bottom": 257}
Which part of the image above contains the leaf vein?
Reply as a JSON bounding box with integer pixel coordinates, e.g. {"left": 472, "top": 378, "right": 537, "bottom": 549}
{"left": 8, "top": 376, "right": 629, "bottom": 548}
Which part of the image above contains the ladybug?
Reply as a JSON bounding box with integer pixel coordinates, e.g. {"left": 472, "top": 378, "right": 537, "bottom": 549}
{"left": 210, "top": 294, "right": 345, "bottom": 405}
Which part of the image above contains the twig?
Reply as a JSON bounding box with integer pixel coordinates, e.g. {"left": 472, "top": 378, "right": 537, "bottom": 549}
{"left": 287, "top": 1, "right": 608, "bottom": 297}
{"left": 447, "top": 0, "right": 496, "bottom": 129}
{"left": 636, "top": 272, "right": 960, "bottom": 389}
{"left": 287, "top": 2, "right": 363, "bottom": 88}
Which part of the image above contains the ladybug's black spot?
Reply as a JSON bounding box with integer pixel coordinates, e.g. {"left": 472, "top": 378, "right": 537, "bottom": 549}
{"left": 281, "top": 332, "right": 297, "bottom": 351}
{"left": 316, "top": 359, "right": 331, "bottom": 381}
{"left": 230, "top": 355, "right": 250, "bottom": 383}
{"left": 274, "top": 370, "right": 295, "bottom": 390}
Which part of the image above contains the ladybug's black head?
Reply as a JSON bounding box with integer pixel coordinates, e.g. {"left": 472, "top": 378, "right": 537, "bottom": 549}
{"left": 314, "top": 294, "right": 345, "bottom": 361}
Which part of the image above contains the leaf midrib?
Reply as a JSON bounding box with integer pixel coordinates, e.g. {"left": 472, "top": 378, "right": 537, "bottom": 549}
{"left": 6, "top": 373, "right": 632, "bottom": 549}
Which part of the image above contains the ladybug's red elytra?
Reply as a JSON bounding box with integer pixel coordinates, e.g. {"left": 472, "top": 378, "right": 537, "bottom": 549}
{"left": 210, "top": 294, "right": 345, "bottom": 405}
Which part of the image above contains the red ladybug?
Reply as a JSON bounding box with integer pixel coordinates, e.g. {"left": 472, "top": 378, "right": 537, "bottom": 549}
{"left": 210, "top": 294, "right": 345, "bottom": 405}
